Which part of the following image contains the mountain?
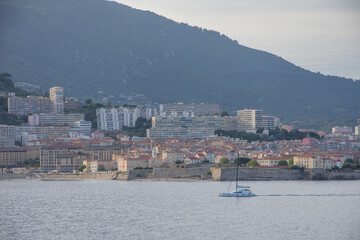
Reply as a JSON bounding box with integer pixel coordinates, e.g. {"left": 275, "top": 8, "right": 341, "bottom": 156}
{"left": 1, "top": 0, "right": 359, "bottom": 121}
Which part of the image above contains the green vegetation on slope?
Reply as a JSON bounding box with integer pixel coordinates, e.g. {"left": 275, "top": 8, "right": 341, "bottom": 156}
{"left": 0, "top": 73, "right": 30, "bottom": 125}
{"left": 216, "top": 128, "right": 320, "bottom": 142}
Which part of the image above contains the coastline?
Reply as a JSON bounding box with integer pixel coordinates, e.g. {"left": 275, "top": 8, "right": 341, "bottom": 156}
{"left": 1, "top": 167, "right": 359, "bottom": 181}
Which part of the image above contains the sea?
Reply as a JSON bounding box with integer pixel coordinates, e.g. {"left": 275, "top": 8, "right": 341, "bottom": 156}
{"left": 0, "top": 180, "right": 359, "bottom": 240}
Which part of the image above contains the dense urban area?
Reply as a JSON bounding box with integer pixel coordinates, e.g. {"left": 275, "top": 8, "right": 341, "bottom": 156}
{"left": 1, "top": 73, "right": 360, "bottom": 180}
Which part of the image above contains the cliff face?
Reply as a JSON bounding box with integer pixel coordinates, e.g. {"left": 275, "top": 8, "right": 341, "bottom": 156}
{"left": 1, "top": 0, "right": 360, "bottom": 120}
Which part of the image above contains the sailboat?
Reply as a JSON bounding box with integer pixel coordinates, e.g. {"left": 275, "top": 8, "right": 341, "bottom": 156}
{"left": 219, "top": 155, "right": 256, "bottom": 197}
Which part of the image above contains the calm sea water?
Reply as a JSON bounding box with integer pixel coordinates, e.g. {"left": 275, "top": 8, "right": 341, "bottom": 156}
{"left": 0, "top": 180, "right": 359, "bottom": 240}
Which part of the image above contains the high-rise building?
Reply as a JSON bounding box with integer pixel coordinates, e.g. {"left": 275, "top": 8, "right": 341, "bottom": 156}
{"left": 8, "top": 93, "right": 52, "bottom": 115}
{"left": 236, "top": 109, "right": 263, "bottom": 131}
{"left": 262, "top": 115, "right": 280, "bottom": 130}
{"left": 50, "top": 87, "right": 64, "bottom": 113}
{"left": 97, "top": 106, "right": 159, "bottom": 130}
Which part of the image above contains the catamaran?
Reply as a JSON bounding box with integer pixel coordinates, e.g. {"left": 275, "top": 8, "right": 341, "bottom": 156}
{"left": 219, "top": 155, "right": 256, "bottom": 197}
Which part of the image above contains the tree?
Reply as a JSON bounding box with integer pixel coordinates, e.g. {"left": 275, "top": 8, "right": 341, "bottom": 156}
{"left": 220, "top": 111, "right": 229, "bottom": 117}
{"left": 202, "top": 159, "right": 210, "bottom": 164}
{"left": 234, "top": 157, "right": 251, "bottom": 166}
{"left": 341, "top": 162, "right": 352, "bottom": 169}
{"left": 78, "top": 165, "right": 86, "bottom": 172}
{"left": 344, "top": 159, "right": 354, "bottom": 164}
{"left": 288, "top": 158, "right": 294, "bottom": 166}
{"left": 278, "top": 160, "right": 288, "bottom": 166}
{"left": 332, "top": 166, "right": 340, "bottom": 171}
{"left": 256, "top": 127, "right": 264, "bottom": 134}
{"left": 219, "top": 157, "right": 229, "bottom": 164}
{"left": 97, "top": 164, "right": 106, "bottom": 171}
{"left": 85, "top": 98, "right": 92, "bottom": 104}
{"left": 175, "top": 160, "right": 183, "bottom": 164}
{"left": 246, "top": 159, "right": 259, "bottom": 167}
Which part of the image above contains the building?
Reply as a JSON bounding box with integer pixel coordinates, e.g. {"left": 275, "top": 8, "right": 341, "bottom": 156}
{"left": 138, "top": 106, "right": 159, "bottom": 120}
{"left": 147, "top": 127, "right": 215, "bottom": 140}
{"left": 64, "top": 99, "right": 86, "bottom": 111}
{"left": 237, "top": 109, "right": 263, "bottom": 131}
{"left": 293, "top": 154, "right": 323, "bottom": 169}
{"left": 96, "top": 107, "right": 140, "bottom": 130}
{"left": 293, "top": 154, "right": 342, "bottom": 169}
{"left": 302, "top": 137, "right": 320, "bottom": 150}
{"left": 82, "top": 146, "right": 124, "bottom": 161}
{"left": 151, "top": 116, "right": 226, "bottom": 130}
{"left": 15, "top": 126, "right": 37, "bottom": 141}
{"left": 8, "top": 93, "right": 52, "bottom": 115}
{"left": 70, "top": 120, "right": 92, "bottom": 136}
{"left": 28, "top": 113, "right": 84, "bottom": 126}
{"left": 262, "top": 115, "right": 280, "bottom": 130}
{"left": 40, "top": 146, "right": 83, "bottom": 172}
{"left": 114, "top": 154, "right": 162, "bottom": 171}
{"left": 159, "top": 103, "right": 220, "bottom": 116}
{"left": 91, "top": 131, "right": 105, "bottom": 139}
{"left": 14, "top": 82, "right": 43, "bottom": 95}
{"left": 21, "top": 131, "right": 45, "bottom": 145}
{"left": 83, "top": 159, "right": 117, "bottom": 172}
{"left": 162, "top": 152, "right": 185, "bottom": 164}
{"left": 355, "top": 126, "right": 359, "bottom": 136}
{"left": 332, "top": 126, "right": 353, "bottom": 134}
{"left": 0, "top": 147, "right": 27, "bottom": 166}
{"left": 0, "top": 125, "right": 15, "bottom": 146}
{"left": 50, "top": 87, "right": 64, "bottom": 113}
{"left": 37, "top": 126, "right": 71, "bottom": 138}
{"left": 257, "top": 156, "right": 289, "bottom": 167}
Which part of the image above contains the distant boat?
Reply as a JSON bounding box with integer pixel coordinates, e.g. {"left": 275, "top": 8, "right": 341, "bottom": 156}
{"left": 219, "top": 154, "right": 256, "bottom": 197}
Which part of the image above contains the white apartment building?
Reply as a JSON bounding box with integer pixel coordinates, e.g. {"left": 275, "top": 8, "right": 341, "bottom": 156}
{"left": 70, "top": 120, "right": 92, "bottom": 136}
{"left": 138, "top": 106, "right": 159, "bottom": 120}
{"left": 97, "top": 107, "right": 140, "bottom": 130}
{"left": 146, "top": 127, "right": 215, "bottom": 139}
{"left": 28, "top": 113, "right": 84, "bottom": 126}
{"left": 262, "top": 115, "right": 280, "bottom": 130}
{"left": 8, "top": 93, "right": 52, "bottom": 115}
{"left": 50, "top": 86, "right": 64, "bottom": 113}
{"left": 237, "top": 109, "right": 263, "bottom": 131}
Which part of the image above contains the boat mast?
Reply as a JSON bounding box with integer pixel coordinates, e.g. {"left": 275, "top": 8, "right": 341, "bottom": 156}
{"left": 236, "top": 153, "right": 239, "bottom": 190}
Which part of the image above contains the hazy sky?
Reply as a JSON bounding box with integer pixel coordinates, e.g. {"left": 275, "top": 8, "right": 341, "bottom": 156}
{"left": 115, "top": 0, "right": 360, "bottom": 80}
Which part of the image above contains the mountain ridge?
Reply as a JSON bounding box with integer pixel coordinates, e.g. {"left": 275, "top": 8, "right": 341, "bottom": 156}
{"left": 0, "top": 0, "right": 359, "bottom": 121}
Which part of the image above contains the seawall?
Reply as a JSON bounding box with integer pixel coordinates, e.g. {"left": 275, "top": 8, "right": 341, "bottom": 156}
{"left": 116, "top": 167, "right": 211, "bottom": 180}
{"left": 0, "top": 173, "right": 30, "bottom": 180}
{"left": 35, "top": 172, "right": 116, "bottom": 180}
{"left": 211, "top": 167, "right": 304, "bottom": 181}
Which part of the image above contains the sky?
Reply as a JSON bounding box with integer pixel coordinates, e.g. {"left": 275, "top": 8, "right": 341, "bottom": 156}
{"left": 114, "top": 0, "right": 360, "bottom": 80}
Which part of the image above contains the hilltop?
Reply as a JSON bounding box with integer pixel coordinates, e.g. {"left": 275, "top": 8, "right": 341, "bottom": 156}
{"left": 1, "top": 0, "right": 359, "bottom": 121}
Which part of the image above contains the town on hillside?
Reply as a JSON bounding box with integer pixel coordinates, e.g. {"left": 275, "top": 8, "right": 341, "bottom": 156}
{"left": 1, "top": 76, "right": 360, "bottom": 178}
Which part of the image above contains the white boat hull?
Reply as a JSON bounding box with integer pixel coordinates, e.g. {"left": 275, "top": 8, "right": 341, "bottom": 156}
{"left": 219, "top": 192, "right": 256, "bottom": 197}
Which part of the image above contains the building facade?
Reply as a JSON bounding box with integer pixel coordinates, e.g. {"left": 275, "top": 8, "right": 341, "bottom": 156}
{"left": 8, "top": 93, "right": 52, "bottom": 115}
{"left": 50, "top": 87, "right": 64, "bottom": 113}
{"left": 28, "top": 113, "right": 84, "bottom": 126}
{"left": 14, "top": 82, "right": 43, "bottom": 95}
{"left": 237, "top": 109, "right": 263, "bottom": 131}
{"left": 0, "top": 125, "right": 15, "bottom": 146}
{"left": 159, "top": 103, "right": 220, "bottom": 116}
